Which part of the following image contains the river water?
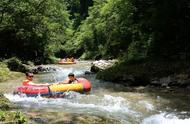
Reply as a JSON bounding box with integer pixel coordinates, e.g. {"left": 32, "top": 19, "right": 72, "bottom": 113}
{"left": 2, "top": 61, "right": 190, "bottom": 124}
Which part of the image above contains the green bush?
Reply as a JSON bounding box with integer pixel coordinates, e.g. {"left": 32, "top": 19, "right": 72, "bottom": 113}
{"left": 44, "top": 56, "right": 60, "bottom": 64}
{"left": 0, "top": 111, "right": 27, "bottom": 123}
{"left": 0, "top": 62, "right": 10, "bottom": 82}
{"left": 4, "top": 57, "right": 22, "bottom": 71}
{"left": 14, "top": 111, "right": 27, "bottom": 124}
{"left": 3, "top": 57, "right": 29, "bottom": 72}
{"left": 0, "top": 111, "right": 5, "bottom": 121}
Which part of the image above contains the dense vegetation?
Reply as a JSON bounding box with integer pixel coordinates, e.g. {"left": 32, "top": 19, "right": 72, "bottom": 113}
{"left": 0, "top": 0, "right": 71, "bottom": 63}
{"left": 1, "top": 0, "right": 189, "bottom": 122}
{"left": 69, "top": 0, "right": 190, "bottom": 60}
{"left": 0, "top": 0, "right": 190, "bottom": 62}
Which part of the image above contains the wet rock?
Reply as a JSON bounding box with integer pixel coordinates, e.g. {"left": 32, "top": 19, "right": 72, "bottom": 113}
{"left": 32, "top": 117, "right": 48, "bottom": 123}
{"left": 150, "top": 79, "right": 161, "bottom": 86}
{"left": 113, "top": 74, "right": 150, "bottom": 86}
{"left": 84, "top": 71, "right": 94, "bottom": 75}
{"left": 160, "top": 76, "right": 175, "bottom": 87}
{"left": 149, "top": 74, "right": 190, "bottom": 88}
{"left": 90, "top": 59, "right": 118, "bottom": 73}
{"left": 176, "top": 74, "right": 189, "bottom": 80}
{"left": 30, "top": 65, "right": 58, "bottom": 74}
{"left": 151, "top": 76, "right": 175, "bottom": 87}
{"left": 90, "top": 64, "right": 101, "bottom": 73}
{"left": 94, "top": 59, "right": 190, "bottom": 88}
{"left": 111, "top": 73, "right": 190, "bottom": 88}
{"left": 47, "top": 113, "right": 120, "bottom": 124}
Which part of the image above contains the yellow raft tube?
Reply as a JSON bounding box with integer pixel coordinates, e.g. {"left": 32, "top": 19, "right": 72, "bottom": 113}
{"left": 49, "top": 78, "right": 91, "bottom": 93}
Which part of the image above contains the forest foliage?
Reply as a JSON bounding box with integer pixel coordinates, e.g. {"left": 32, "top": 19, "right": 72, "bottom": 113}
{"left": 0, "top": 0, "right": 190, "bottom": 63}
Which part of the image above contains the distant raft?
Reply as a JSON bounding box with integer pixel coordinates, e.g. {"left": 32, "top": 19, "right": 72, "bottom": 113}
{"left": 58, "top": 61, "right": 76, "bottom": 64}
{"left": 58, "top": 59, "right": 76, "bottom": 64}
{"left": 14, "top": 78, "right": 91, "bottom": 97}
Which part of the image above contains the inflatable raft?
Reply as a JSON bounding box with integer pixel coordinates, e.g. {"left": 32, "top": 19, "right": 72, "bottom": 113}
{"left": 58, "top": 61, "right": 76, "bottom": 64}
{"left": 14, "top": 78, "right": 91, "bottom": 97}
{"left": 58, "top": 59, "right": 76, "bottom": 64}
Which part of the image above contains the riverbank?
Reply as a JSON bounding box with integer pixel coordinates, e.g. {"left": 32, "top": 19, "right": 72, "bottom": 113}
{"left": 96, "top": 59, "right": 190, "bottom": 88}
{"left": 0, "top": 62, "right": 27, "bottom": 123}
{"left": 0, "top": 93, "right": 27, "bottom": 123}
{"left": 0, "top": 62, "right": 23, "bottom": 82}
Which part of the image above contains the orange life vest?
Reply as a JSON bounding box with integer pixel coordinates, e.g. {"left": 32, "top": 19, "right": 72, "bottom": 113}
{"left": 22, "top": 79, "right": 31, "bottom": 86}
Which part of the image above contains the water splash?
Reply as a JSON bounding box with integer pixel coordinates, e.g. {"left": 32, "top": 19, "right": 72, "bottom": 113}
{"left": 5, "top": 93, "right": 137, "bottom": 114}
{"left": 37, "top": 67, "right": 87, "bottom": 83}
{"left": 138, "top": 101, "right": 154, "bottom": 111}
{"left": 141, "top": 112, "right": 190, "bottom": 124}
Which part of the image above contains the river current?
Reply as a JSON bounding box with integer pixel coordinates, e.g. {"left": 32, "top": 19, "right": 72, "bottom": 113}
{"left": 2, "top": 61, "right": 190, "bottom": 124}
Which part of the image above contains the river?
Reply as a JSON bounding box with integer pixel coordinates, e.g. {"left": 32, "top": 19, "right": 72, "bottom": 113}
{"left": 1, "top": 61, "right": 190, "bottom": 124}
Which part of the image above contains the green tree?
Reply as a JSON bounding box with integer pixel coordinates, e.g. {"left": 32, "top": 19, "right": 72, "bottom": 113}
{"left": 0, "top": 0, "right": 71, "bottom": 63}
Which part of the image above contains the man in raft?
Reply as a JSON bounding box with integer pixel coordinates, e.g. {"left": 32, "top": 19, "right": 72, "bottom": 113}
{"left": 59, "top": 73, "right": 78, "bottom": 84}
{"left": 22, "top": 72, "right": 49, "bottom": 86}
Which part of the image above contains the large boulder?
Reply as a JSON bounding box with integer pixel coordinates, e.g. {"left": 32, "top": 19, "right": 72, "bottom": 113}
{"left": 4, "top": 57, "right": 31, "bottom": 72}
{"left": 90, "top": 60, "right": 118, "bottom": 73}
{"left": 150, "top": 74, "right": 190, "bottom": 88}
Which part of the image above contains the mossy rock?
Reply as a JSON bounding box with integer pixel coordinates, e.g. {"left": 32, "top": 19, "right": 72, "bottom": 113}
{"left": 0, "top": 93, "right": 13, "bottom": 110}
{"left": 0, "top": 62, "right": 23, "bottom": 82}
{"left": 4, "top": 57, "right": 30, "bottom": 72}
{"left": 97, "top": 59, "right": 190, "bottom": 87}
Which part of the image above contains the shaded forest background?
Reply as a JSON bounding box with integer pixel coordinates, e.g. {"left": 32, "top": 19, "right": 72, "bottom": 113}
{"left": 0, "top": 0, "right": 190, "bottom": 64}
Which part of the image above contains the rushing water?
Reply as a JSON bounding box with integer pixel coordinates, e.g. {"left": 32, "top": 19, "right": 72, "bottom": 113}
{"left": 2, "top": 61, "right": 190, "bottom": 124}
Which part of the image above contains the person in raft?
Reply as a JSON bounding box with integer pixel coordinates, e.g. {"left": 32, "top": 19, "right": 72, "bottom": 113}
{"left": 22, "top": 72, "right": 49, "bottom": 86}
{"left": 70, "top": 57, "right": 74, "bottom": 62}
{"left": 59, "top": 73, "right": 78, "bottom": 84}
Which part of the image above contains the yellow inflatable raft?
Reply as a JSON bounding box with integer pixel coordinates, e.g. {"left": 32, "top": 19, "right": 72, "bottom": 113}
{"left": 49, "top": 78, "right": 91, "bottom": 93}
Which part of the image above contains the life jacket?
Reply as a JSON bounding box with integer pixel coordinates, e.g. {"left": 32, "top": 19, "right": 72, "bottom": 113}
{"left": 22, "top": 79, "right": 32, "bottom": 86}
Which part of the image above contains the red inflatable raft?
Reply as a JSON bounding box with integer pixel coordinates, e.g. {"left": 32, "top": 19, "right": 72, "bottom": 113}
{"left": 15, "top": 78, "right": 91, "bottom": 97}
{"left": 16, "top": 86, "right": 49, "bottom": 95}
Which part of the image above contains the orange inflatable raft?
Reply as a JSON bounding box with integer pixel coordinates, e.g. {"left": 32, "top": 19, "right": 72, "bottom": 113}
{"left": 58, "top": 59, "right": 76, "bottom": 64}
{"left": 58, "top": 61, "right": 76, "bottom": 64}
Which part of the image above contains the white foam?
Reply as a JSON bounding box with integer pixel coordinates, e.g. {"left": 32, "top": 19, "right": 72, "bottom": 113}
{"left": 138, "top": 101, "right": 154, "bottom": 111}
{"left": 4, "top": 94, "right": 136, "bottom": 115}
{"left": 65, "top": 95, "right": 135, "bottom": 114}
{"left": 42, "top": 67, "right": 86, "bottom": 83}
{"left": 141, "top": 113, "right": 190, "bottom": 124}
{"left": 55, "top": 67, "right": 85, "bottom": 76}
{"left": 53, "top": 68, "right": 86, "bottom": 82}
